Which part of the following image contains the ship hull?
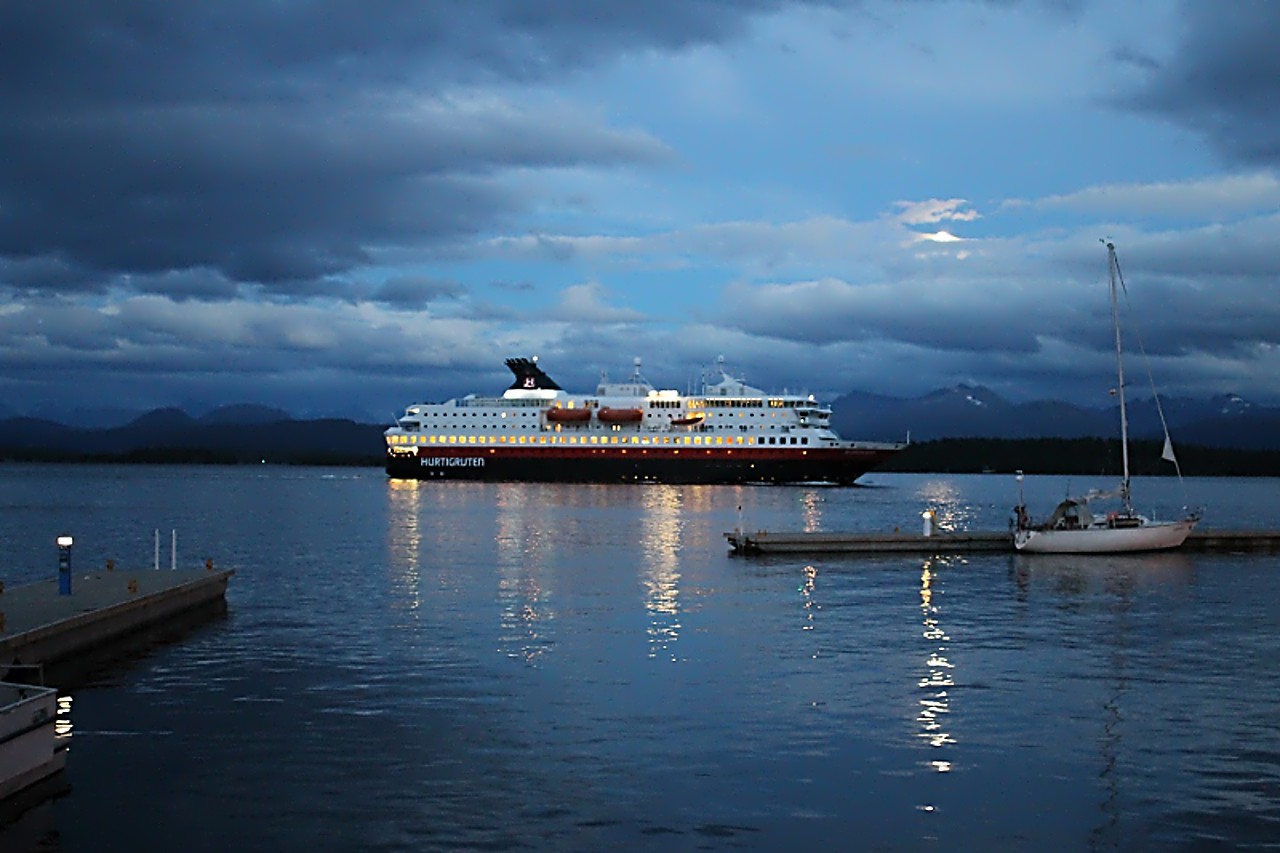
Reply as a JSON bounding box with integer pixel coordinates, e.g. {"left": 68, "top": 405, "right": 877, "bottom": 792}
{"left": 1014, "top": 518, "right": 1195, "bottom": 554}
{"left": 386, "top": 445, "right": 899, "bottom": 485}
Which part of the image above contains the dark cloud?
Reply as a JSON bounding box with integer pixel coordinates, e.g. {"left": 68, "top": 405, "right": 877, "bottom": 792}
{"left": 719, "top": 277, "right": 1044, "bottom": 355}
{"left": 1119, "top": 1, "right": 1280, "bottom": 166}
{"left": 1, "top": 255, "right": 103, "bottom": 295}
{"left": 370, "top": 276, "right": 466, "bottom": 310}
{"left": 489, "top": 279, "right": 537, "bottom": 293}
{"left": 1, "top": 0, "right": 815, "bottom": 297}
{"left": 133, "top": 269, "right": 243, "bottom": 302}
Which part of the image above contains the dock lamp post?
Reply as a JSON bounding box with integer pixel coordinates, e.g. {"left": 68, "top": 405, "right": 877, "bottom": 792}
{"left": 57, "top": 535, "right": 73, "bottom": 595}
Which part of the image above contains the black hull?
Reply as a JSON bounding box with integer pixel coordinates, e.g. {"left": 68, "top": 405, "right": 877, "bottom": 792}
{"left": 385, "top": 446, "right": 898, "bottom": 485}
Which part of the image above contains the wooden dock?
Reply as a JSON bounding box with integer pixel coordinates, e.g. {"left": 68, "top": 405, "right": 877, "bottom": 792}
{"left": 0, "top": 567, "right": 233, "bottom": 677}
{"left": 726, "top": 529, "right": 1280, "bottom": 555}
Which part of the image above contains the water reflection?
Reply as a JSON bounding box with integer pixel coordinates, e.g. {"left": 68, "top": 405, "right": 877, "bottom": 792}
{"left": 800, "top": 564, "right": 818, "bottom": 632}
{"left": 1007, "top": 548, "right": 1193, "bottom": 849}
{"left": 57, "top": 693, "right": 74, "bottom": 741}
{"left": 494, "top": 485, "right": 555, "bottom": 665}
{"left": 800, "top": 489, "right": 824, "bottom": 532}
{"left": 914, "top": 478, "right": 980, "bottom": 533}
{"left": 917, "top": 557, "right": 956, "bottom": 770}
{"left": 1011, "top": 551, "right": 1195, "bottom": 599}
{"left": 640, "top": 487, "right": 684, "bottom": 660}
{"left": 385, "top": 478, "right": 424, "bottom": 612}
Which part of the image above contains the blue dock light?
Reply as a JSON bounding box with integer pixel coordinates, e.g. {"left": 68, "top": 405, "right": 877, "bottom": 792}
{"left": 57, "top": 535, "right": 73, "bottom": 595}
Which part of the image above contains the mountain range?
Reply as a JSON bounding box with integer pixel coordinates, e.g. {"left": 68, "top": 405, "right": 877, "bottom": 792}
{"left": 0, "top": 404, "right": 385, "bottom": 463}
{"left": 2, "top": 387, "right": 1279, "bottom": 464}
{"left": 831, "top": 385, "right": 1280, "bottom": 450}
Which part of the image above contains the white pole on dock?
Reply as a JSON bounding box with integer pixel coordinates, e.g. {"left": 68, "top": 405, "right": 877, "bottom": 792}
{"left": 171, "top": 529, "right": 177, "bottom": 570}
{"left": 154, "top": 529, "right": 160, "bottom": 570}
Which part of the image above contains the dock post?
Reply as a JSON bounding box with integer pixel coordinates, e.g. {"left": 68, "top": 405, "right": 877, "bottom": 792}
{"left": 57, "top": 535, "right": 73, "bottom": 595}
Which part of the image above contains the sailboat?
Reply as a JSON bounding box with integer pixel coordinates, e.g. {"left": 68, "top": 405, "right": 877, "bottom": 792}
{"left": 1013, "top": 241, "right": 1199, "bottom": 554}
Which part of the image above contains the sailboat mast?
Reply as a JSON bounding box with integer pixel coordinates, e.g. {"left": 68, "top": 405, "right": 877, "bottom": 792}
{"left": 1106, "top": 240, "right": 1132, "bottom": 511}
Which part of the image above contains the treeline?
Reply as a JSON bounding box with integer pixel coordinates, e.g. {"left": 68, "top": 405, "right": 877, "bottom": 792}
{"left": 5, "top": 437, "right": 1280, "bottom": 476}
{"left": 881, "top": 438, "right": 1280, "bottom": 477}
{"left": 0, "top": 447, "right": 383, "bottom": 467}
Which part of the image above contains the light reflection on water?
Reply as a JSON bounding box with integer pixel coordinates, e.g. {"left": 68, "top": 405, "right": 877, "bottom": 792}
{"left": 917, "top": 558, "right": 956, "bottom": 764}
{"left": 493, "top": 484, "right": 557, "bottom": 665}
{"left": 639, "top": 487, "right": 684, "bottom": 661}
{"left": 0, "top": 467, "right": 1276, "bottom": 851}
{"left": 913, "top": 478, "right": 981, "bottom": 534}
{"left": 385, "top": 477, "right": 423, "bottom": 612}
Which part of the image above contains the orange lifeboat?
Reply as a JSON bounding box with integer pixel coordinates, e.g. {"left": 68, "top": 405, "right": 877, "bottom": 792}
{"left": 546, "top": 406, "right": 591, "bottom": 424}
{"left": 671, "top": 414, "right": 705, "bottom": 427}
{"left": 598, "top": 407, "right": 643, "bottom": 424}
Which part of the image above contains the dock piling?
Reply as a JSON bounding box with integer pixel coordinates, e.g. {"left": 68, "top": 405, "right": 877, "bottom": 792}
{"left": 56, "top": 536, "right": 72, "bottom": 596}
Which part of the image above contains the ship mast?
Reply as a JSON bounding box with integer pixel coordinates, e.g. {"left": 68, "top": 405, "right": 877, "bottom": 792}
{"left": 1105, "top": 240, "right": 1132, "bottom": 513}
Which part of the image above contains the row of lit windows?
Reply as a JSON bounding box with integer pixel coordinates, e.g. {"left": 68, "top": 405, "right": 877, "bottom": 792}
{"left": 400, "top": 421, "right": 810, "bottom": 436}
{"left": 405, "top": 408, "right": 811, "bottom": 428}
{"left": 388, "top": 433, "right": 811, "bottom": 447}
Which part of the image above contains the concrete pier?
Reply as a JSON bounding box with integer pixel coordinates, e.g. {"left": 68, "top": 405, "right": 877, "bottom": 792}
{"left": 726, "top": 528, "right": 1280, "bottom": 555}
{"left": 0, "top": 567, "right": 233, "bottom": 676}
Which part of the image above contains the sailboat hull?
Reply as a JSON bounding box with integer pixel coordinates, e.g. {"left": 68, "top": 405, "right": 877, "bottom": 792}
{"left": 1014, "top": 518, "right": 1196, "bottom": 554}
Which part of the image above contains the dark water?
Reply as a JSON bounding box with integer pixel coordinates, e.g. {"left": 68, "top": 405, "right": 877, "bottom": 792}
{"left": 1, "top": 465, "right": 1278, "bottom": 851}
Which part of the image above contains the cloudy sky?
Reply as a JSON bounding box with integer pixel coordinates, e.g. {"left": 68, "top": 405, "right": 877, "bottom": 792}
{"left": 3, "top": 0, "right": 1279, "bottom": 422}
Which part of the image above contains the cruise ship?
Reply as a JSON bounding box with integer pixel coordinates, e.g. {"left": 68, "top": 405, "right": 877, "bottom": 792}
{"left": 384, "top": 356, "right": 906, "bottom": 484}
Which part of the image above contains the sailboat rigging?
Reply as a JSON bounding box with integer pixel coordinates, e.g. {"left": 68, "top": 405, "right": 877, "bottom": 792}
{"left": 1012, "top": 241, "right": 1199, "bottom": 553}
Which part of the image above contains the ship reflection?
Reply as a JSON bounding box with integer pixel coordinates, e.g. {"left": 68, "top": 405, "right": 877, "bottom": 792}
{"left": 918, "top": 556, "right": 957, "bottom": 770}
{"left": 385, "top": 478, "right": 424, "bottom": 612}
{"left": 640, "top": 487, "right": 685, "bottom": 660}
{"left": 384, "top": 480, "right": 697, "bottom": 664}
{"left": 494, "top": 485, "right": 555, "bottom": 666}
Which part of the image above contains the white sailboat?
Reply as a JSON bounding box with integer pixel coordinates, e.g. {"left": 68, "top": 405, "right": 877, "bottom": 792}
{"left": 1013, "top": 241, "right": 1199, "bottom": 554}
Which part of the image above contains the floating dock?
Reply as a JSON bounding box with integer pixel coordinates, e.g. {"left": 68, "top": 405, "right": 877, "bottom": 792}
{"left": 726, "top": 529, "right": 1280, "bottom": 555}
{"left": 0, "top": 567, "right": 233, "bottom": 677}
{"left": 0, "top": 565, "right": 231, "bottom": 814}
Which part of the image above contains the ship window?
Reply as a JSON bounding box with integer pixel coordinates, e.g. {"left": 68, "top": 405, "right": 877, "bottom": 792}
{"left": 802, "top": 438, "right": 808, "bottom": 445}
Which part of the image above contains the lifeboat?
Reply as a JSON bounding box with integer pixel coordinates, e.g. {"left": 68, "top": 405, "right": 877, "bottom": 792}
{"left": 546, "top": 406, "right": 591, "bottom": 424}
{"left": 670, "top": 414, "right": 705, "bottom": 427}
{"left": 598, "top": 407, "right": 643, "bottom": 424}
